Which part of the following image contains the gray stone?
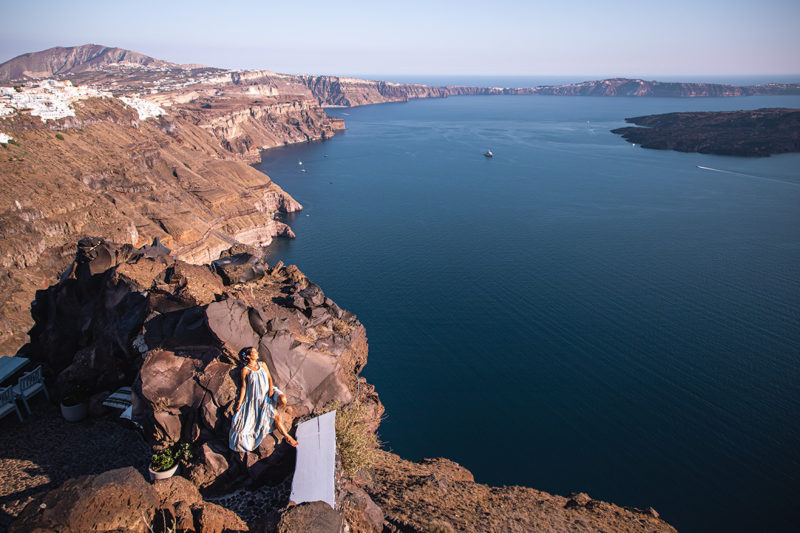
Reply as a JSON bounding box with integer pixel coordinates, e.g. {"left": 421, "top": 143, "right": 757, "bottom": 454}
{"left": 290, "top": 294, "right": 307, "bottom": 310}
{"left": 299, "top": 284, "right": 325, "bottom": 307}
{"left": 212, "top": 252, "right": 265, "bottom": 285}
{"left": 267, "top": 317, "right": 291, "bottom": 332}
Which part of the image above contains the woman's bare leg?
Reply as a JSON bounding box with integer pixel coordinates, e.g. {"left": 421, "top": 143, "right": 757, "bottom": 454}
{"left": 274, "top": 411, "right": 298, "bottom": 447}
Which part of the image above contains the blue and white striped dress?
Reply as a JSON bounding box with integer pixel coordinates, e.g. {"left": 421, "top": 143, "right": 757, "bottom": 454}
{"left": 229, "top": 362, "right": 281, "bottom": 452}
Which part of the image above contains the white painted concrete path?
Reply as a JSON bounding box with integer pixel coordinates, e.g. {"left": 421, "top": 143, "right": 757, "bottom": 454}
{"left": 290, "top": 410, "right": 337, "bottom": 508}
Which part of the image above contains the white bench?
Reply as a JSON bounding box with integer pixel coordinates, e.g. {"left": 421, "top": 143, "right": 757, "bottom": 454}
{"left": 290, "top": 410, "right": 337, "bottom": 509}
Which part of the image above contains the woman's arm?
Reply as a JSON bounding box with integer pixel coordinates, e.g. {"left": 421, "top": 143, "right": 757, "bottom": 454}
{"left": 234, "top": 367, "right": 250, "bottom": 412}
{"left": 265, "top": 363, "right": 275, "bottom": 398}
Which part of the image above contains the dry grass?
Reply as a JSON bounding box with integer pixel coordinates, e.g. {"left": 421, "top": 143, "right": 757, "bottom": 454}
{"left": 319, "top": 401, "right": 380, "bottom": 476}
{"left": 332, "top": 318, "right": 353, "bottom": 335}
{"left": 428, "top": 520, "right": 455, "bottom": 533}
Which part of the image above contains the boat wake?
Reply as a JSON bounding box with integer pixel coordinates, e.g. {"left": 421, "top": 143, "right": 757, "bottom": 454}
{"left": 696, "top": 165, "right": 800, "bottom": 188}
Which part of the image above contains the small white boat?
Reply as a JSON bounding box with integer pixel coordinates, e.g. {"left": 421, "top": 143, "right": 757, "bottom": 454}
{"left": 484, "top": 150, "right": 493, "bottom": 158}
{"left": 298, "top": 161, "right": 303, "bottom": 165}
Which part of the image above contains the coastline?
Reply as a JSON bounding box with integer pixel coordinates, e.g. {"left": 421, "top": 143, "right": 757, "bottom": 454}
{"left": 3, "top": 59, "right": 800, "bottom": 530}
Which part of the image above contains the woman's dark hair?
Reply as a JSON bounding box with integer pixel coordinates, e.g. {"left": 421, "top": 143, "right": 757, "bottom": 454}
{"left": 238, "top": 347, "right": 254, "bottom": 364}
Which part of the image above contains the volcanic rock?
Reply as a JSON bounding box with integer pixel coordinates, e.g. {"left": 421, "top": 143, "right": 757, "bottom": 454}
{"left": 611, "top": 108, "right": 800, "bottom": 157}
{"left": 212, "top": 253, "right": 266, "bottom": 286}
{"left": 277, "top": 501, "right": 344, "bottom": 533}
{"left": 23, "top": 241, "right": 367, "bottom": 493}
{"left": 9, "top": 467, "right": 157, "bottom": 533}
{"left": 339, "top": 482, "right": 384, "bottom": 533}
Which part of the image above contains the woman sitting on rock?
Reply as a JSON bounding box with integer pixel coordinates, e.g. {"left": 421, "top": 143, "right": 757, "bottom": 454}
{"left": 229, "top": 346, "right": 298, "bottom": 451}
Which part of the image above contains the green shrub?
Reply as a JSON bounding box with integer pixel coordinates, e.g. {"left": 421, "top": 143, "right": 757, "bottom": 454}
{"left": 150, "top": 447, "right": 175, "bottom": 472}
{"left": 55, "top": 133, "right": 64, "bottom": 140}
{"left": 174, "top": 442, "right": 195, "bottom": 469}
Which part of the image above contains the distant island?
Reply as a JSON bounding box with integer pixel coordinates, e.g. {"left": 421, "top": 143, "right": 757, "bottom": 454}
{"left": 611, "top": 108, "right": 800, "bottom": 157}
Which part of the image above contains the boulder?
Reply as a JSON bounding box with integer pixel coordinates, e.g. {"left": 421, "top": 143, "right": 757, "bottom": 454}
{"left": 150, "top": 476, "right": 248, "bottom": 533}
{"left": 260, "top": 331, "right": 353, "bottom": 416}
{"left": 152, "top": 476, "right": 203, "bottom": 531}
{"left": 298, "top": 284, "right": 325, "bottom": 307}
{"left": 212, "top": 252, "right": 266, "bottom": 285}
{"left": 206, "top": 299, "right": 260, "bottom": 355}
{"left": 340, "top": 483, "right": 384, "bottom": 533}
{"left": 278, "top": 501, "right": 344, "bottom": 533}
{"left": 190, "top": 441, "right": 232, "bottom": 489}
{"left": 289, "top": 294, "right": 306, "bottom": 310}
{"left": 193, "top": 502, "right": 249, "bottom": 533}
{"left": 9, "top": 467, "right": 157, "bottom": 533}
{"left": 565, "top": 492, "right": 593, "bottom": 509}
{"left": 267, "top": 317, "right": 290, "bottom": 333}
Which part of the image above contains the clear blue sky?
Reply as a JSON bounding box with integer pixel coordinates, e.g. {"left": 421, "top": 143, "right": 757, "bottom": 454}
{"left": 1, "top": 0, "right": 798, "bottom": 77}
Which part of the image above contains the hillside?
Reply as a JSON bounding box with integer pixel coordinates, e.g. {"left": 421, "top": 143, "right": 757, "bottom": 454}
{"left": 611, "top": 108, "right": 800, "bottom": 156}
{"left": 0, "top": 44, "right": 179, "bottom": 81}
{"left": 0, "top": 83, "right": 344, "bottom": 355}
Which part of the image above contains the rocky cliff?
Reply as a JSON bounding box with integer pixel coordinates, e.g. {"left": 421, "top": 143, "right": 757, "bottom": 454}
{"left": 0, "top": 89, "right": 342, "bottom": 355}
{"left": 230, "top": 73, "right": 800, "bottom": 106}
{"left": 8, "top": 240, "right": 677, "bottom": 532}
{"left": 443, "top": 78, "right": 800, "bottom": 97}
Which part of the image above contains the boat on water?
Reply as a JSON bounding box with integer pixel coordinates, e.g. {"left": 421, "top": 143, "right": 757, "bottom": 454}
{"left": 484, "top": 150, "right": 493, "bottom": 158}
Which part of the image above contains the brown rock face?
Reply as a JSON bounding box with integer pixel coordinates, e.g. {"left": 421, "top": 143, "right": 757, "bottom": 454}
{"left": 366, "top": 450, "right": 678, "bottom": 533}
{"left": 0, "top": 80, "right": 344, "bottom": 355}
{"left": 9, "top": 467, "right": 157, "bottom": 533}
{"left": 23, "top": 240, "right": 371, "bottom": 493}
{"left": 339, "top": 481, "right": 384, "bottom": 533}
{"left": 9, "top": 467, "right": 250, "bottom": 533}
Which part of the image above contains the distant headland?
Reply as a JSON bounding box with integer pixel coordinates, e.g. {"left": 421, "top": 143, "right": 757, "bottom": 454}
{"left": 2, "top": 45, "right": 800, "bottom": 104}
{"left": 611, "top": 108, "right": 800, "bottom": 157}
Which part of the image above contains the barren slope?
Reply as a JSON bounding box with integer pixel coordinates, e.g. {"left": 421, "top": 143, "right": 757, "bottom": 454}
{"left": 0, "top": 92, "right": 342, "bottom": 354}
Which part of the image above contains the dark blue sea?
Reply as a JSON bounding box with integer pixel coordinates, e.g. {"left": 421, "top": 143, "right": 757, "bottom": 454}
{"left": 259, "top": 93, "right": 800, "bottom": 533}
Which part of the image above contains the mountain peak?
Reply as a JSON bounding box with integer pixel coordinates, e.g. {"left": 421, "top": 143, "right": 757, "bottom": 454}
{"left": 0, "top": 44, "right": 179, "bottom": 82}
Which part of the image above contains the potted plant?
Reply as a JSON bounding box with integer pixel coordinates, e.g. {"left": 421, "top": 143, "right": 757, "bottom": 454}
{"left": 60, "top": 382, "right": 89, "bottom": 422}
{"left": 149, "top": 447, "right": 178, "bottom": 481}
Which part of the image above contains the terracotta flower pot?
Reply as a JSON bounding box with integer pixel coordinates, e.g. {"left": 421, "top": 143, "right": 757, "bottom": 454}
{"left": 148, "top": 462, "right": 178, "bottom": 481}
